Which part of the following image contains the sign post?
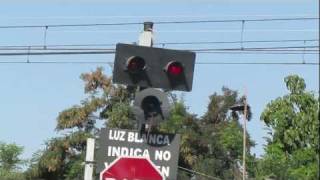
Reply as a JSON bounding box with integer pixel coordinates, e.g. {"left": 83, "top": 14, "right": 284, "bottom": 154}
{"left": 84, "top": 138, "right": 95, "bottom": 180}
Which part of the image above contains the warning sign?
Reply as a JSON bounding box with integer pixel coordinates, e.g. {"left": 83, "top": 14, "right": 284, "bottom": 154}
{"left": 95, "top": 128, "right": 180, "bottom": 180}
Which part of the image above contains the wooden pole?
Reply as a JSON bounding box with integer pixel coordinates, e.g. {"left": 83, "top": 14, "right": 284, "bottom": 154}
{"left": 243, "top": 91, "right": 248, "bottom": 180}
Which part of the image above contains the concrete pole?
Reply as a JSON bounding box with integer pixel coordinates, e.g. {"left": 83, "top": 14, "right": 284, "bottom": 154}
{"left": 84, "top": 138, "right": 95, "bottom": 180}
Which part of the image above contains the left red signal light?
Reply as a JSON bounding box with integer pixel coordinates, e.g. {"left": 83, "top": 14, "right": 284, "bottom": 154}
{"left": 126, "top": 56, "right": 146, "bottom": 74}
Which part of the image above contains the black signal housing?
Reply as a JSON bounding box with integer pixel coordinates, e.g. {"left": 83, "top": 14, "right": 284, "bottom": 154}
{"left": 113, "top": 43, "right": 196, "bottom": 91}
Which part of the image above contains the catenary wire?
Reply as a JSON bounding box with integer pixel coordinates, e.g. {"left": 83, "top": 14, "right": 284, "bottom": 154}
{"left": 0, "top": 39, "right": 317, "bottom": 48}
{"left": 0, "top": 50, "right": 318, "bottom": 56}
{"left": 156, "top": 39, "right": 319, "bottom": 46}
{"left": 0, "top": 46, "right": 318, "bottom": 51}
{"left": 0, "top": 61, "right": 318, "bottom": 66}
{"left": 0, "top": 17, "right": 317, "bottom": 29}
{"left": 0, "top": 45, "right": 318, "bottom": 51}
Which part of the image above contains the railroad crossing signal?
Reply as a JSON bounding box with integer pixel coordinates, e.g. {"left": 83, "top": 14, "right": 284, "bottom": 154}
{"left": 132, "top": 88, "right": 170, "bottom": 130}
{"left": 113, "top": 43, "right": 196, "bottom": 92}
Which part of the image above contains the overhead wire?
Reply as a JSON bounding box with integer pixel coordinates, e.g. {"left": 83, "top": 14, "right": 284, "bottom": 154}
{"left": 0, "top": 17, "right": 317, "bottom": 65}
{"left": 0, "top": 45, "right": 317, "bottom": 56}
{"left": 0, "top": 39, "right": 317, "bottom": 49}
{"left": 178, "top": 166, "right": 221, "bottom": 180}
{"left": 156, "top": 39, "right": 319, "bottom": 45}
{"left": 0, "top": 60, "right": 318, "bottom": 66}
{"left": 0, "top": 17, "right": 317, "bottom": 29}
{"left": 0, "top": 45, "right": 318, "bottom": 50}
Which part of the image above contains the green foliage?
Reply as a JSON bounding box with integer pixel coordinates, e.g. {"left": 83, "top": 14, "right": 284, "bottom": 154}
{"left": 160, "top": 87, "right": 255, "bottom": 179}
{"left": 63, "top": 154, "right": 85, "bottom": 180}
{"left": 161, "top": 101, "right": 205, "bottom": 168}
{"left": 203, "top": 87, "right": 238, "bottom": 124}
{"left": 256, "top": 143, "right": 289, "bottom": 179}
{"left": 27, "top": 67, "right": 137, "bottom": 179}
{"left": 105, "top": 101, "right": 135, "bottom": 129}
{"left": 0, "top": 169, "right": 26, "bottom": 180}
{"left": 217, "top": 121, "right": 243, "bottom": 159}
{"left": 0, "top": 142, "right": 24, "bottom": 171}
{"left": 0, "top": 142, "right": 25, "bottom": 180}
{"left": 27, "top": 68, "right": 257, "bottom": 179}
{"left": 258, "top": 75, "right": 319, "bottom": 179}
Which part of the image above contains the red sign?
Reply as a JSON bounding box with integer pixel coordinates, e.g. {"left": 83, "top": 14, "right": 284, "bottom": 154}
{"left": 100, "top": 156, "right": 165, "bottom": 180}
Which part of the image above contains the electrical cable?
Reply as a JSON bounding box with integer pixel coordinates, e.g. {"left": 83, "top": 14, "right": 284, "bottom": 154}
{"left": 0, "top": 45, "right": 317, "bottom": 51}
{"left": 0, "top": 17, "right": 317, "bottom": 29}
{"left": 0, "top": 51, "right": 114, "bottom": 56}
{"left": 178, "top": 166, "right": 221, "bottom": 180}
{"left": 1, "top": 47, "right": 318, "bottom": 51}
{"left": 156, "top": 39, "right": 319, "bottom": 45}
{"left": 189, "top": 46, "right": 319, "bottom": 51}
{"left": 0, "top": 39, "right": 317, "bottom": 49}
{"left": 195, "top": 52, "right": 318, "bottom": 55}
{"left": 0, "top": 50, "right": 319, "bottom": 56}
{"left": 0, "top": 61, "right": 318, "bottom": 66}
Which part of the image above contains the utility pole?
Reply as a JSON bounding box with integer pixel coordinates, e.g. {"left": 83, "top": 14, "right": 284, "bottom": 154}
{"left": 230, "top": 89, "right": 249, "bottom": 180}
{"left": 243, "top": 93, "right": 248, "bottom": 180}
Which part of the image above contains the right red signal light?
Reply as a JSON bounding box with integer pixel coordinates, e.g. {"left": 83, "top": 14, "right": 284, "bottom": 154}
{"left": 165, "top": 61, "right": 184, "bottom": 76}
{"left": 164, "top": 61, "right": 188, "bottom": 90}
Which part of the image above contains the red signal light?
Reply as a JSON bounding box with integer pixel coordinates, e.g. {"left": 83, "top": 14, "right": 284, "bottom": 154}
{"left": 165, "top": 61, "right": 184, "bottom": 76}
{"left": 126, "top": 56, "right": 146, "bottom": 74}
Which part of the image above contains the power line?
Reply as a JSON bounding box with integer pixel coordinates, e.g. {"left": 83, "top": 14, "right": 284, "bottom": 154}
{"left": 0, "top": 61, "right": 318, "bottom": 66}
{"left": 190, "top": 46, "right": 319, "bottom": 51}
{"left": 0, "top": 49, "right": 317, "bottom": 53}
{"left": 1, "top": 14, "right": 316, "bottom": 20}
{"left": 0, "top": 17, "right": 317, "bottom": 29}
{"left": 178, "top": 166, "right": 222, "bottom": 180}
{"left": 0, "top": 39, "right": 317, "bottom": 49}
{"left": 155, "top": 17, "right": 319, "bottom": 24}
{"left": 0, "top": 50, "right": 319, "bottom": 56}
{"left": 0, "top": 51, "right": 317, "bottom": 55}
{"left": 0, "top": 51, "right": 114, "bottom": 56}
{"left": 156, "top": 39, "right": 319, "bottom": 46}
{"left": 0, "top": 45, "right": 317, "bottom": 51}
{"left": 195, "top": 62, "right": 319, "bottom": 65}
{"left": 195, "top": 50, "right": 319, "bottom": 54}
{"left": 0, "top": 43, "right": 319, "bottom": 51}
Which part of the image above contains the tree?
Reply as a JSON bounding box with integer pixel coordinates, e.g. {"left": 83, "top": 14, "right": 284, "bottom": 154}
{"left": 26, "top": 67, "right": 137, "bottom": 179}
{"left": 161, "top": 87, "right": 255, "bottom": 179}
{"left": 193, "top": 87, "right": 255, "bottom": 179}
{"left": 27, "top": 68, "right": 256, "bottom": 179}
{"left": 0, "top": 142, "right": 25, "bottom": 180}
{"left": 258, "top": 75, "right": 319, "bottom": 179}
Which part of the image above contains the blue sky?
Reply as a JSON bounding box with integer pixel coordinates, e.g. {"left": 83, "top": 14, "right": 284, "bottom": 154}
{"left": 0, "top": 0, "right": 318, "bottom": 161}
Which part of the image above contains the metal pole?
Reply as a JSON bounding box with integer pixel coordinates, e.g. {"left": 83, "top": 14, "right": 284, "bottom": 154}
{"left": 138, "top": 22, "right": 154, "bottom": 47}
{"left": 84, "top": 138, "right": 95, "bottom": 180}
{"left": 137, "top": 22, "right": 154, "bottom": 132}
{"left": 243, "top": 94, "right": 247, "bottom": 180}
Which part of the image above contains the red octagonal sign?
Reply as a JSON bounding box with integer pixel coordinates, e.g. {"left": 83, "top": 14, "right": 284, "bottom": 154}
{"left": 100, "top": 156, "right": 165, "bottom": 180}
